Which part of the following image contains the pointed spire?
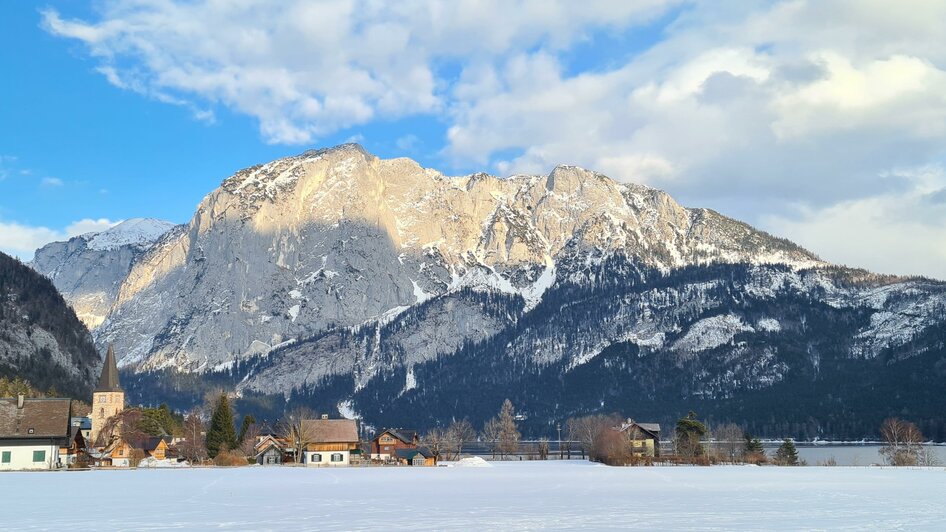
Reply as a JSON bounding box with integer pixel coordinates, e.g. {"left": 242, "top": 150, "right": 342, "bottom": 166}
{"left": 94, "top": 344, "right": 122, "bottom": 393}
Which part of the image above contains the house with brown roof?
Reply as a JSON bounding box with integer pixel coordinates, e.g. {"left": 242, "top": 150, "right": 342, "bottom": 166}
{"left": 618, "top": 420, "right": 662, "bottom": 457}
{"left": 255, "top": 434, "right": 288, "bottom": 465}
{"left": 104, "top": 435, "right": 171, "bottom": 467}
{"left": 301, "top": 415, "right": 360, "bottom": 467}
{"left": 370, "top": 428, "right": 420, "bottom": 460}
{"left": 0, "top": 395, "right": 73, "bottom": 470}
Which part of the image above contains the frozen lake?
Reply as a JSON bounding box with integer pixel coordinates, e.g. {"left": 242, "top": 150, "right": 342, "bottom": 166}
{"left": 782, "top": 444, "right": 946, "bottom": 466}
{"left": 3, "top": 461, "right": 946, "bottom": 530}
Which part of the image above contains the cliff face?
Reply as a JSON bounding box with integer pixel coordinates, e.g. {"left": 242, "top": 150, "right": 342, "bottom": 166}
{"left": 32, "top": 145, "right": 946, "bottom": 438}
{"left": 89, "top": 144, "right": 818, "bottom": 371}
{"left": 31, "top": 218, "right": 176, "bottom": 329}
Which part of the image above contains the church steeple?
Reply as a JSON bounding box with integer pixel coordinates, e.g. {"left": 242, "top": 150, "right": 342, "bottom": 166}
{"left": 95, "top": 344, "right": 122, "bottom": 393}
{"left": 90, "top": 344, "right": 125, "bottom": 445}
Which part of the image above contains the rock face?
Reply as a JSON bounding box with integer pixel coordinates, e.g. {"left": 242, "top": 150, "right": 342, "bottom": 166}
{"left": 89, "top": 144, "right": 818, "bottom": 371}
{"left": 32, "top": 218, "right": 176, "bottom": 329}
{"left": 0, "top": 252, "right": 100, "bottom": 397}
{"left": 37, "top": 144, "right": 946, "bottom": 437}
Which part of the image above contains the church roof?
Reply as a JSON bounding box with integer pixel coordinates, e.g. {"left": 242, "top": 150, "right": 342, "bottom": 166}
{"left": 95, "top": 344, "right": 122, "bottom": 393}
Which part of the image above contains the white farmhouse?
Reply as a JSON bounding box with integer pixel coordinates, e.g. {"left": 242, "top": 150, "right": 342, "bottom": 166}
{"left": 301, "top": 416, "right": 360, "bottom": 466}
{"left": 0, "top": 395, "right": 72, "bottom": 470}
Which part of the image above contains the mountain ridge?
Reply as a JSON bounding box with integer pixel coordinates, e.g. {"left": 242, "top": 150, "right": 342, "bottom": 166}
{"left": 30, "top": 144, "right": 946, "bottom": 438}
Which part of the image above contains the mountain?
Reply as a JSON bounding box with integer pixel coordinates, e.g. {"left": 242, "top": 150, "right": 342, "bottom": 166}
{"left": 38, "top": 145, "right": 946, "bottom": 438}
{"left": 0, "top": 252, "right": 101, "bottom": 397}
{"left": 31, "top": 218, "right": 176, "bottom": 329}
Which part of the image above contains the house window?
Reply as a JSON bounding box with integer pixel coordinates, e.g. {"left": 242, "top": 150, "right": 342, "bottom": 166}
{"left": 331, "top": 453, "right": 344, "bottom": 462}
{"left": 1, "top": 451, "right": 10, "bottom": 463}
{"left": 32, "top": 450, "right": 46, "bottom": 462}
{"left": 310, "top": 453, "right": 322, "bottom": 462}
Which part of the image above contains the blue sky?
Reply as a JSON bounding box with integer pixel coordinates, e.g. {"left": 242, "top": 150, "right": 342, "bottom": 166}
{"left": 2, "top": 1, "right": 945, "bottom": 278}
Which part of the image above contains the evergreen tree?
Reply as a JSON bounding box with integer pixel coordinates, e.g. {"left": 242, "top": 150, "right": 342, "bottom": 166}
{"left": 675, "top": 411, "right": 708, "bottom": 459}
{"left": 206, "top": 393, "right": 238, "bottom": 458}
{"left": 745, "top": 433, "right": 764, "bottom": 454}
{"left": 238, "top": 414, "right": 256, "bottom": 443}
{"left": 774, "top": 438, "right": 799, "bottom": 466}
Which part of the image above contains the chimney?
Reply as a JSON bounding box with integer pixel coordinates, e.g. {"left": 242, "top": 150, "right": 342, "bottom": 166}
{"left": 321, "top": 414, "right": 329, "bottom": 420}
{"left": 17, "top": 394, "right": 25, "bottom": 409}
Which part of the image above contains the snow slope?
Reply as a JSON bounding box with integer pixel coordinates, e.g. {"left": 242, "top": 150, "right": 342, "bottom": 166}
{"left": 84, "top": 218, "right": 177, "bottom": 251}
{"left": 4, "top": 462, "right": 946, "bottom": 530}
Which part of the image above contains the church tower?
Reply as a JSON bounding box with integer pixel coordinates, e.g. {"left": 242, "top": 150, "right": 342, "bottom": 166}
{"left": 90, "top": 344, "right": 124, "bottom": 445}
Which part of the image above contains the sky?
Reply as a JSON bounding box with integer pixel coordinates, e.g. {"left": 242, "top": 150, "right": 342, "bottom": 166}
{"left": 1, "top": 1, "right": 945, "bottom": 279}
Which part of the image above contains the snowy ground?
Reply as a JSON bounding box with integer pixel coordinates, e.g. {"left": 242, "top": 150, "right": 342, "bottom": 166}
{"left": 4, "top": 461, "right": 946, "bottom": 530}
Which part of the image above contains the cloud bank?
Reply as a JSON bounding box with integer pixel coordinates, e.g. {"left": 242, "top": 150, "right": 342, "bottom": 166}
{"left": 0, "top": 219, "right": 118, "bottom": 261}
{"left": 41, "top": 0, "right": 946, "bottom": 279}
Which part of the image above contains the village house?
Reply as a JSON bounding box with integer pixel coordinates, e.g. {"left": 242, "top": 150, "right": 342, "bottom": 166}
{"left": 370, "top": 428, "right": 420, "bottom": 460}
{"left": 301, "top": 415, "right": 360, "bottom": 467}
{"left": 0, "top": 395, "right": 73, "bottom": 470}
{"left": 618, "top": 420, "right": 661, "bottom": 457}
{"left": 394, "top": 446, "right": 436, "bottom": 466}
{"left": 101, "top": 435, "right": 171, "bottom": 467}
{"left": 255, "top": 434, "right": 288, "bottom": 465}
{"left": 71, "top": 416, "right": 92, "bottom": 442}
{"left": 59, "top": 425, "right": 88, "bottom": 467}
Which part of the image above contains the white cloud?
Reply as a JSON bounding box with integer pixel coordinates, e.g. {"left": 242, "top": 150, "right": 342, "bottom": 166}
{"left": 41, "top": 0, "right": 679, "bottom": 144}
{"left": 763, "top": 166, "right": 946, "bottom": 279}
{"left": 41, "top": 177, "right": 64, "bottom": 187}
{"left": 0, "top": 218, "right": 118, "bottom": 261}
{"left": 38, "top": 0, "right": 946, "bottom": 279}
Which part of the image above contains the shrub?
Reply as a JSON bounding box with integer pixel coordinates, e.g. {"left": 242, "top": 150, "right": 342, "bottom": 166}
{"left": 213, "top": 449, "right": 249, "bottom": 467}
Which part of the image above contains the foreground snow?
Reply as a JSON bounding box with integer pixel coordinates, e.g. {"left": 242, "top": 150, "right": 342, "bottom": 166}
{"left": 5, "top": 461, "right": 946, "bottom": 530}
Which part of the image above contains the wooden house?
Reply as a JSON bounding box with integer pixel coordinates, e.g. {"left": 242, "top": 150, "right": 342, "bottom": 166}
{"left": 59, "top": 426, "right": 88, "bottom": 467}
{"left": 618, "top": 421, "right": 661, "bottom": 457}
{"left": 102, "top": 435, "right": 171, "bottom": 467}
{"left": 140, "top": 437, "right": 170, "bottom": 460}
{"left": 255, "top": 435, "right": 287, "bottom": 465}
{"left": 394, "top": 446, "right": 436, "bottom": 466}
{"left": 0, "top": 396, "right": 73, "bottom": 470}
{"left": 301, "top": 416, "right": 360, "bottom": 467}
{"left": 370, "top": 428, "right": 420, "bottom": 460}
{"left": 106, "top": 439, "right": 135, "bottom": 467}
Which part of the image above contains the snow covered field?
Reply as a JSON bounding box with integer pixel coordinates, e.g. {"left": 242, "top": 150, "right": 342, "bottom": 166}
{"left": 4, "top": 461, "right": 946, "bottom": 530}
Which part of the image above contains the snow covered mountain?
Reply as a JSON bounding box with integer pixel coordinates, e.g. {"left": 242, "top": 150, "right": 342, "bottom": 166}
{"left": 89, "top": 144, "right": 819, "bottom": 370}
{"left": 39, "top": 145, "right": 946, "bottom": 437}
{"left": 32, "top": 218, "right": 176, "bottom": 328}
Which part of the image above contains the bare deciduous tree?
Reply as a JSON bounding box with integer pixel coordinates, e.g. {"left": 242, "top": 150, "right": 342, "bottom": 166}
{"left": 537, "top": 438, "right": 550, "bottom": 460}
{"left": 445, "top": 419, "right": 476, "bottom": 460}
{"left": 95, "top": 408, "right": 147, "bottom": 448}
{"left": 714, "top": 423, "right": 745, "bottom": 464}
{"left": 421, "top": 427, "right": 449, "bottom": 464}
{"left": 278, "top": 407, "right": 318, "bottom": 464}
{"left": 239, "top": 420, "right": 261, "bottom": 459}
{"left": 178, "top": 408, "right": 207, "bottom": 464}
{"left": 566, "top": 414, "right": 621, "bottom": 461}
{"left": 880, "top": 418, "right": 925, "bottom": 466}
{"left": 481, "top": 418, "right": 502, "bottom": 459}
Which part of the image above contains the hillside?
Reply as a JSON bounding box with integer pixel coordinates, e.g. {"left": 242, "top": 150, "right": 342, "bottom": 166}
{"left": 33, "top": 144, "right": 946, "bottom": 438}
{"left": 0, "top": 252, "right": 100, "bottom": 397}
